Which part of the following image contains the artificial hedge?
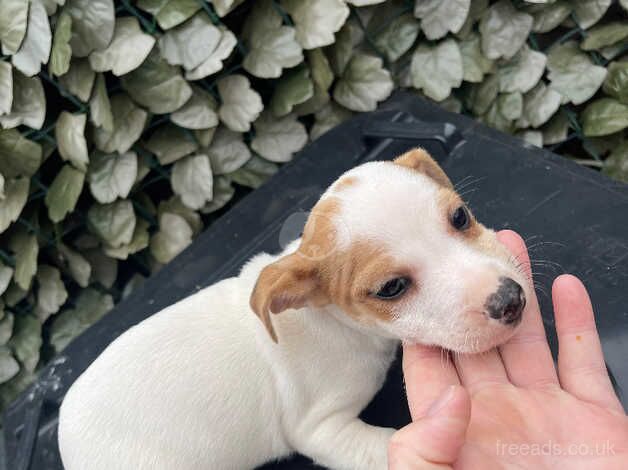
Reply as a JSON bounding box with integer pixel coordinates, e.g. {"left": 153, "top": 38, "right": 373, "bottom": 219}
{"left": 0, "top": 0, "right": 627, "bottom": 413}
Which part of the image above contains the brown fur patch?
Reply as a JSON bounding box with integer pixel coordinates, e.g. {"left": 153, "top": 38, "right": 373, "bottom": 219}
{"left": 333, "top": 176, "right": 358, "bottom": 192}
{"left": 394, "top": 148, "right": 453, "bottom": 189}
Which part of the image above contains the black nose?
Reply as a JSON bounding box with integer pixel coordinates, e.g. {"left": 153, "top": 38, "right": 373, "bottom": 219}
{"left": 485, "top": 277, "right": 526, "bottom": 325}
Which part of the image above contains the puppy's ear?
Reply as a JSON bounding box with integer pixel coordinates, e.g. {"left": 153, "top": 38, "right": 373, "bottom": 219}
{"left": 250, "top": 253, "right": 322, "bottom": 343}
{"left": 394, "top": 148, "right": 453, "bottom": 189}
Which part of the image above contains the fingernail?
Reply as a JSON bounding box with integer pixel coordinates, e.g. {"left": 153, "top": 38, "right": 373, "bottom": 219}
{"left": 427, "top": 385, "right": 456, "bottom": 417}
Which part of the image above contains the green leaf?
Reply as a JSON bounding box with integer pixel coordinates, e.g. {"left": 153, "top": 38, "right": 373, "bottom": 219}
{"left": 11, "top": 0, "right": 51, "bottom": 76}
{"left": 44, "top": 164, "right": 85, "bottom": 223}
{"left": 0, "top": 177, "right": 28, "bottom": 234}
{"left": 481, "top": 100, "right": 514, "bottom": 134}
{"left": 0, "top": 128, "right": 42, "bottom": 178}
{"left": 103, "top": 218, "right": 149, "bottom": 260}
{"left": 459, "top": 32, "right": 494, "bottom": 83}
{"left": 0, "top": 347, "right": 19, "bottom": 384}
{"left": 89, "top": 17, "right": 155, "bottom": 76}
{"left": 622, "top": 0, "right": 628, "bottom": 12}
{"left": 83, "top": 248, "right": 117, "bottom": 289}
{"left": 497, "top": 92, "right": 523, "bottom": 121}
{"left": 87, "top": 199, "right": 136, "bottom": 247}
{"left": 541, "top": 111, "right": 570, "bottom": 145}
{"left": 194, "top": 127, "right": 216, "bottom": 147}
{"left": 157, "top": 196, "right": 202, "bottom": 235}
{"left": 9, "top": 228, "right": 38, "bottom": 290}
{"left": 150, "top": 212, "right": 193, "bottom": 263}
{"left": 0, "top": 262, "right": 13, "bottom": 296}
{"left": 546, "top": 41, "right": 607, "bottom": 105}
{"left": 572, "top": 0, "right": 611, "bottom": 30}
{"left": 603, "top": 61, "right": 628, "bottom": 104}
{"left": 49, "top": 10, "right": 72, "bottom": 77}
{"left": 212, "top": 0, "right": 246, "bottom": 17}
{"left": 281, "top": 0, "right": 350, "bottom": 50}
{"left": 602, "top": 141, "right": 628, "bottom": 183}
{"left": 42, "top": 0, "right": 65, "bottom": 15}
{"left": 411, "top": 39, "right": 463, "bottom": 102}
{"left": 581, "top": 22, "right": 628, "bottom": 51}
{"left": 516, "top": 130, "right": 543, "bottom": 148}
{"left": 218, "top": 74, "right": 263, "bottom": 132}
{"left": 0, "top": 71, "right": 46, "bottom": 129}
{"left": 171, "top": 85, "right": 219, "bottom": 130}
{"left": 0, "top": 0, "right": 29, "bottom": 55}
{"left": 59, "top": 58, "right": 95, "bottom": 102}
{"left": 370, "top": 10, "right": 419, "bottom": 63}
{"left": 144, "top": 123, "right": 198, "bottom": 165}
{"left": 34, "top": 265, "right": 67, "bottom": 321}
{"left": 67, "top": 0, "right": 115, "bottom": 57}
{"left": 414, "top": 0, "right": 470, "bottom": 40}
{"left": 89, "top": 73, "right": 114, "bottom": 132}
{"left": 122, "top": 49, "right": 192, "bottom": 114}
{"left": 242, "top": 0, "right": 303, "bottom": 79}
{"left": 310, "top": 101, "right": 352, "bottom": 140}
{"left": 479, "top": 0, "right": 533, "bottom": 60}
{"left": 531, "top": 0, "right": 572, "bottom": 33}
{"left": 0, "top": 60, "right": 12, "bottom": 115}
{"left": 136, "top": 0, "right": 201, "bottom": 30}
{"left": 159, "top": 13, "right": 221, "bottom": 71}
{"left": 251, "top": 112, "right": 307, "bottom": 162}
{"left": 345, "top": 0, "right": 386, "bottom": 4}
{"left": 93, "top": 93, "right": 148, "bottom": 154}
{"left": 88, "top": 151, "right": 138, "bottom": 203}
{"left": 229, "top": 155, "right": 278, "bottom": 189}
{"left": 50, "top": 288, "right": 113, "bottom": 352}
{"left": 582, "top": 98, "right": 628, "bottom": 137}
{"left": 333, "top": 53, "right": 393, "bottom": 112}
{"left": 171, "top": 153, "right": 213, "bottom": 210}
{"left": 201, "top": 176, "right": 234, "bottom": 214}
{"left": 206, "top": 127, "right": 251, "bottom": 174}
{"left": 8, "top": 314, "right": 41, "bottom": 372}
{"left": 326, "top": 19, "right": 361, "bottom": 77}
{"left": 271, "top": 66, "right": 314, "bottom": 117}
{"left": 55, "top": 111, "right": 89, "bottom": 170}
{"left": 58, "top": 243, "right": 91, "bottom": 287}
{"left": 517, "top": 81, "right": 562, "bottom": 128}
{"left": 184, "top": 26, "right": 237, "bottom": 80}
{"left": 600, "top": 39, "right": 628, "bottom": 61}
{"left": 456, "top": 0, "right": 488, "bottom": 40}
{"left": 308, "top": 49, "right": 334, "bottom": 93}
{"left": 498, "top": 45, "right": 546, "bottom": 94}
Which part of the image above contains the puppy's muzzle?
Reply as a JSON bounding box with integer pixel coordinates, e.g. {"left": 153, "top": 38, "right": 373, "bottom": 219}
{"left": 485, "top": 277, "right": 526, "bottom": 325}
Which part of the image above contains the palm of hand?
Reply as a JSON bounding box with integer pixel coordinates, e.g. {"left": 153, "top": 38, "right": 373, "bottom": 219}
{"left": 459, "top": 383, "right": 628, "bottom": 469}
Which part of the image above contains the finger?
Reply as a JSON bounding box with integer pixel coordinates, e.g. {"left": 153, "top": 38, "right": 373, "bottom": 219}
{"left": 402, "top": 344, "right": 460, "bottom": 421}
{"left": 553, "top": 274, "right": 623, "bottom": 413}
{"left": 496, "top": 230, "right": 559, "bottom": 389}
{"left": 388, "top": 386, "right": 471, "bottom": 470}
{"left": 454, "top": 348, "right": 509, "bottom": 394}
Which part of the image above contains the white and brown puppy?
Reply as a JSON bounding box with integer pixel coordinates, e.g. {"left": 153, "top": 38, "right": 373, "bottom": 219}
{"left": 58, "top": 149, "right": 528, "bottom": 470}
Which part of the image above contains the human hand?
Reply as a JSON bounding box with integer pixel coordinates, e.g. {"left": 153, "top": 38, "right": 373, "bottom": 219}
{"left": 388, "top": 230, "right": 628, "bottom": 470}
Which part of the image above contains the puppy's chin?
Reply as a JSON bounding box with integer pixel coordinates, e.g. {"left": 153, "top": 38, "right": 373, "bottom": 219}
{"left": 402, "top": 325, "right": 520, "bottom": 354}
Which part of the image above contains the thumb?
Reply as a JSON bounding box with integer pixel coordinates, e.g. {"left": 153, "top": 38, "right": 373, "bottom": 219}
{"left": 388, "top": 385, "right": 471, "bottom": 470}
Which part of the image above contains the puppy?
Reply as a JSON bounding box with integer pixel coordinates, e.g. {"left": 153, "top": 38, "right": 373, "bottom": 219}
{"left": 58, "top": 149, "right": 528, "bottom": 470}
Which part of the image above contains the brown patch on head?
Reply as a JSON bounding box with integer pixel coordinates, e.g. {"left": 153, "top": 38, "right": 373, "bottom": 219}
{"left": 438, "top": 187, "right": 483, "bottom": 240}
{"left": 394, "top": 148, "right": 453, "bottom": 189}
{"left": 250, "top": 196, "right": 408, "bottom": 341}
{"left": 333, "top": 175, "right": 358, "bottom": 192}
{"left": 316, "top": 239, "right": 412, "bottom": 323}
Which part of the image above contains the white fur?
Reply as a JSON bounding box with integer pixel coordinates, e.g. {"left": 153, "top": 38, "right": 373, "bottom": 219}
{"left": 58, "top": 243, "right": 397, "bottom": 470}
{"left": 59, "top": 160, "right": 526, "bottom": 470}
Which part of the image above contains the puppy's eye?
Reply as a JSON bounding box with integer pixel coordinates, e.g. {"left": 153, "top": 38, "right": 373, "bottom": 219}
{"left": 374, "top": 277, "right": 410, "bottom": 300}
{"left": 451, "top": 205, "right": 470, "bottom": 231}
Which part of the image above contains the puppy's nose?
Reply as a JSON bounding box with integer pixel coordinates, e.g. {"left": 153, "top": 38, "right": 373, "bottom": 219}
{"left": 485, "top": 277, "right": 526, "bottom": 325}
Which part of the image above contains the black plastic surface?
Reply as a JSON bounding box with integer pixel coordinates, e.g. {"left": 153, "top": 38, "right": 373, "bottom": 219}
{"left": 4, "top": 92, "right": 628, "bottom": 470}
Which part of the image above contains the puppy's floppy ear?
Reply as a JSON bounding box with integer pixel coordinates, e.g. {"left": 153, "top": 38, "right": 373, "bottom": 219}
{"left": 394, "top": 148, "right": 453, "bottom": 189}
{"left": 250, "top": 253, "right": 322, "bottom": 343}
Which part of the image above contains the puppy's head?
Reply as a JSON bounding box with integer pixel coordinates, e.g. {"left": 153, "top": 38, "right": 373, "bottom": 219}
{"left": 250, "top": 149, "right": 528, "bottom": 352}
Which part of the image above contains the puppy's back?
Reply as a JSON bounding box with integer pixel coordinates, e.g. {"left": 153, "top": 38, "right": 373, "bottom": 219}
{"left": 58, "top": 271, "right": 287, "bottom": 470}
